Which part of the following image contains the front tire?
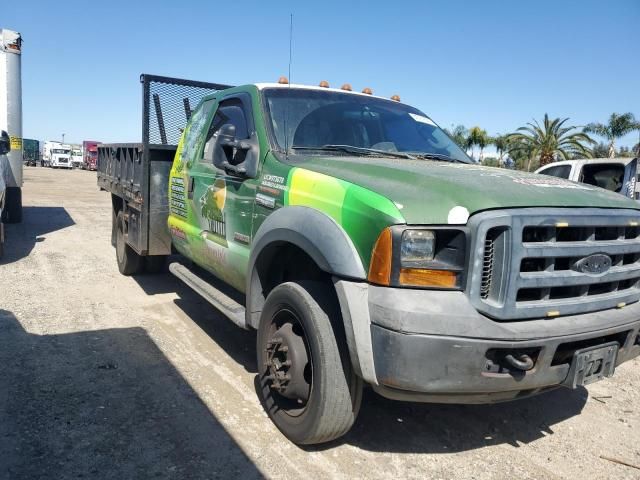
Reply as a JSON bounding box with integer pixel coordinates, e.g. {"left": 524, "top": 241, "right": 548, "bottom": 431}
{"left": 257, "top": 281, "right": 362, "bottom": 445}
{"left": 115, "top": 210, "right": 143, "bottom": 275}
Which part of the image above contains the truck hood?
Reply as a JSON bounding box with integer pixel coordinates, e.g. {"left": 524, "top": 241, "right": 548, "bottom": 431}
{"left": 290, "top": 156, "right": 640, "bottom": 224}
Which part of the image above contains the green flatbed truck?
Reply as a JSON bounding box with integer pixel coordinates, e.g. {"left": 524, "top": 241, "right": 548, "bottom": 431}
{"left": 99, "top": 74, "right": 640, "bottom": 444}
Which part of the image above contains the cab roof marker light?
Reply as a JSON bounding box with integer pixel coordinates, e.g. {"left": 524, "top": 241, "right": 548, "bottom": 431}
{"left": 278, "top": 76, "right": 289, "bottom": 84}
{"left": 341, "top": 83, "right": 352, "bottom": 91}
{"left": 319, "top": 80, "right": 330, "bottom": 88}
{"left": 362, "top": 87, "right": 373, "bottom": 95}
{"left": 391, "top": 95, "right": 401, "bottom": 102}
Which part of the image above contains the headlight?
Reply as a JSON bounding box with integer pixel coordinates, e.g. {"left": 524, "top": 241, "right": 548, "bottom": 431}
{"left": 369, "top": 227, "right": 467, "bottom": 289}
{"left": 401, "top": 230, "right": 435, "bottom": 264}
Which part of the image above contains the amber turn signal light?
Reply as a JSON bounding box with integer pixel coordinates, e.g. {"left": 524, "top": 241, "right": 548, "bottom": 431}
{"left": 399, "top": 268, "right": 457, "bottom": 288}
{"left": 368, "top": 228, "right": 393, "bottom": 285}
{"left": 278, "top": 76, "right": 289, "bottom": 84}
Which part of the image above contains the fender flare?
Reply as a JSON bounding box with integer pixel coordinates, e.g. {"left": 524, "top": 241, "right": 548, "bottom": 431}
{"left": 246, "top": 206, "right": 366, "bottom": 327}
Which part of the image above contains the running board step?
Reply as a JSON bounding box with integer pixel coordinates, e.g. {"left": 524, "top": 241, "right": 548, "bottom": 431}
{"left": 169, "top": 262, "right": 247, "bottom": 329}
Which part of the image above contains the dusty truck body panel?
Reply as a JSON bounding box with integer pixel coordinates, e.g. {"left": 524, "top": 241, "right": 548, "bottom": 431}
{"left": 101, "top": 75, "right": 640, "bottom": 444}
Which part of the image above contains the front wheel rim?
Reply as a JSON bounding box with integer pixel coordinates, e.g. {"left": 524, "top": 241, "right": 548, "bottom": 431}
{"left": 262, "top": 307, "right": 312, "bottom": 417}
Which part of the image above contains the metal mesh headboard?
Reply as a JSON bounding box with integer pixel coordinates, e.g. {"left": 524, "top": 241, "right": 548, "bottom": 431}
{"left": 141, "top": 74, "right": 233, "bottom": 146}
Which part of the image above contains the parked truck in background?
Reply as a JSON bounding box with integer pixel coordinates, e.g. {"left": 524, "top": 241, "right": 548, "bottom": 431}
{"left": 99, "top": 74, "right": 640, "bottom": 445}
{"left": 82, "top": 140, "right": 99, "bottom": 170}
{"left": 43, "top": 141, "right": 72, "bottom": 168}
{"left": 0, "top": 28, "right": 23, "bottom": 224}
{"left": 22, "top": 138, "right": 39, "bottom": 166}
{"left": 536, "top": 157, "right": 638, "bottom": 200}
{"left": 70, "top": 145, "right": 82, "bottom": 168}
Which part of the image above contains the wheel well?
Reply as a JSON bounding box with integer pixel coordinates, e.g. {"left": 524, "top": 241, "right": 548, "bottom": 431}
{"left": 248, "top": 242, "right": 332, "bottom": 329}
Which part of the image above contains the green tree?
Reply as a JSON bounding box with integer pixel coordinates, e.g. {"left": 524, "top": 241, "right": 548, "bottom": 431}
{"left": 591, "top": 142, "right": 609, "bottom": 158}
{"left": 444, "top": 125, "right": 468, "bottom": 149}
{"left": 618, "top": 146, "right": 634, "bottom": 158}
{"left": 492, "top": 134, "right": 510, "bottom": 165}
{"left": 466, "top": 126, "right": 489, "bottom": 162}
{"left": 584, "top": 113, "right": 639, "bottom": 158}
{"left": 506, "top": 114, "right": 594, "bottom": 170}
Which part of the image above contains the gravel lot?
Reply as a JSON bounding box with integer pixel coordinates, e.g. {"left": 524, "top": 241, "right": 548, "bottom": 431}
{"left": 1, "top": 167, "right": 639, "bottom": 479}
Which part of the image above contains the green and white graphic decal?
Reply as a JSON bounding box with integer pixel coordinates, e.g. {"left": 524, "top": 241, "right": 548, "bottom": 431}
{"left": 284, "top": 167, "right": 405, "bottom": 267}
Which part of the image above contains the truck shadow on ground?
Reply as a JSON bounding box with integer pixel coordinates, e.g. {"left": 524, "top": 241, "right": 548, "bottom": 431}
{"left": 0, "top": 309, "right": 262, "bottom": 480}
{"left": 133, "top": 265, "right": 257, "bottom": 374}
{"left": 138, "top": 270, "right": 590, "bottom": 455}
{"left": 0, "top": 206, "right": 74, "bottom": 265}
{"left": 339, "top": 385, "right": 588, "bottom": 454}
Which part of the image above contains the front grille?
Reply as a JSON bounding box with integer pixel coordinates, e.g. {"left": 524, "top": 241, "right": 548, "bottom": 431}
{"left": 469, "top": 209, "right": 640, "bottom": 320}
{"left": 480, "top": 235, "right": 495, "bottom": 299}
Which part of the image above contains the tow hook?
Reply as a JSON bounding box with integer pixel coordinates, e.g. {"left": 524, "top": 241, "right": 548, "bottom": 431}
{"left": 504, "top": 353, "right": 534, "bottom": 371}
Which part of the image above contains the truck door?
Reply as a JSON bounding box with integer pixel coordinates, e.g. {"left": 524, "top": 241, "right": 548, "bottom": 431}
{"left": 186, "top": 94, "right": 258, "bottom": 292}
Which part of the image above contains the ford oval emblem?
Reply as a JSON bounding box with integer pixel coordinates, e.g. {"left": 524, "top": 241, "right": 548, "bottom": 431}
{"left": 574, "top": 254, "right": 612, "bottom": 275}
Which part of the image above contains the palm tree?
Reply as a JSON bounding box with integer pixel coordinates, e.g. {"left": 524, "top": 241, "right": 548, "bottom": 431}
{"left": 492, "top": 134, "right": 510, "bottom": 165}
{"left": 584, "top": 113, "right": 639, "bottom": 158}
{"left": 506, "top": 114, "right": 594, "bottom": 170}
{"left": 466, "top": 126, "right": 489, "bottom": 162}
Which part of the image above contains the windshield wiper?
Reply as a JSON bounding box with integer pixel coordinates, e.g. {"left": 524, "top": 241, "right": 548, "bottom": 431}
{"left": 408, "top": 152, "right": 465, "bottom": 163}
{"left": 292, "top": 144, "right": 416, "bottom": 160}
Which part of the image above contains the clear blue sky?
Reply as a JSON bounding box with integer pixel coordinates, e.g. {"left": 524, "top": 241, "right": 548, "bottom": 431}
{"left": 4, "top": 0, "right": 640, "bottom": 149}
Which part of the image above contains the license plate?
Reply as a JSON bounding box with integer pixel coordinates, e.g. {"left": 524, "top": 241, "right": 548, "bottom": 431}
{"left": 564, "top": 341, "right": 618, "bottom": 389}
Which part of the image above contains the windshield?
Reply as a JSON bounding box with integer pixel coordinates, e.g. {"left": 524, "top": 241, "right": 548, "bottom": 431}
{"left": 52, "top": 149, "right": 70, "bottom": 154}
{"left": 263, "top": 88, "right": 471, "bottom": 163}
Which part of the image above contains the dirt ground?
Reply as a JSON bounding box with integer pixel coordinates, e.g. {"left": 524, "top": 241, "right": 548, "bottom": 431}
{"left": 1, "top": 167, "right": 639, "bottom": 480}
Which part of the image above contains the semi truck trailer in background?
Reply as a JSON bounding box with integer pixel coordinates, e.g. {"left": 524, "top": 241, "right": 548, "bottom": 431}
{"left": 23, "top": 138, "right": 39, "bottom": 166}
{"left": 82, "top": 140, "right": 99, "bottom": 170}
{"left": 0, "top": 28, "right": 23, "bottom": 224}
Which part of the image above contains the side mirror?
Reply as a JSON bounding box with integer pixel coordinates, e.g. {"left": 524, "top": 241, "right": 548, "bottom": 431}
{"left": 0, "top": 131, "right": 10, "bottom": 155}
{"left": 210, "top": 123, "right": 255, "bottom": 176}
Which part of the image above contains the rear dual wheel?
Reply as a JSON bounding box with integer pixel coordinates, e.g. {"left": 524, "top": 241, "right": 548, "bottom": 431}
{"left": 115, "top": 210, "right": 167, "bottom": 275}
{"left": 115, "top": 210, "right": 143, "bottom": 275}
{"left": 257, "top": 281, "right": 362, "bottom": 445}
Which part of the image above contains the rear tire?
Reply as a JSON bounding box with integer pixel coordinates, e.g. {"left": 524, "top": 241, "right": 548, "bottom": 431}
{"left": 115, "top": 210, "right": 143, "bottom": 275}
{"left": 256, "top": 281, "right": 362, "bottom": 445}
{"left": 1, "top": 187, "right": 22, "bottom": 224}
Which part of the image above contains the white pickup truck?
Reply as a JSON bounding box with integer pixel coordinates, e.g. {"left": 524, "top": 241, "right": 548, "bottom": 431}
{"left": 536, "top": 157, "right": 638, "bottom": 200}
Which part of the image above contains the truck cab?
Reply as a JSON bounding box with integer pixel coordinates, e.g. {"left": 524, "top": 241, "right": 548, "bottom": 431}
{"left": 100, "top": 75, "right": 640, "bottom": 445}
{"left": 70, "top": 147, "right": 82, "bottom": 168}
{"left": 50, "top": 145, "right": 72, "bottom": 168}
